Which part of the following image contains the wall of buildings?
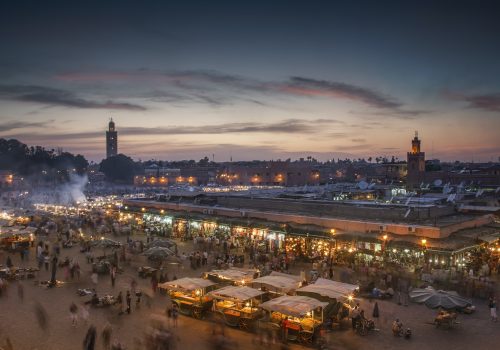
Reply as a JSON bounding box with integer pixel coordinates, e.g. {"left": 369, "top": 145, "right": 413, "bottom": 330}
{"left": 215, "top": 196, "right": 455, "bottom": 221}
{"left": 123, "top": 199, "right": 491, "bottom": 239}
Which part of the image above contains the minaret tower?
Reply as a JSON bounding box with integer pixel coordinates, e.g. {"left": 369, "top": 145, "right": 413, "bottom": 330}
{"left": 106, "top": 118, "right": 118, "bottom": 158}
{"left": 406, "top": 131, "right": 425, "bottom": 188}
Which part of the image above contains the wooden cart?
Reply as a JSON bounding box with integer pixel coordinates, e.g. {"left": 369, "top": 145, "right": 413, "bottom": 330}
{"left": 210, "top": 285, "right": 266, "bottom": 330}
{"left": 159, "top": 278, "right": 217, "bottom": 319}
{"left": 260, "top": 295, "right": 327, "bottom": 345}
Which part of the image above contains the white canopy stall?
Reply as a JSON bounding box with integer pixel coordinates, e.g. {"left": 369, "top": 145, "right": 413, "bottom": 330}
{"left": 251, "top": 271, "right": 302, "bottom": 296}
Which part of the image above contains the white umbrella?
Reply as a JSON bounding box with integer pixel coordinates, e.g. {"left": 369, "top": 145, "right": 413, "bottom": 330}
{"left": 410, "top": 287, "right": 472, "bottom": 309}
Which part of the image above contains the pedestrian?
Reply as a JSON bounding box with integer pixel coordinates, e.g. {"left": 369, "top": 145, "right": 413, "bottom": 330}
{"left": 91, "top": 271, "right": 98, "bottom": 286}
{"left": 116, "top": 291, "right": 123, "bottom": 314}
{"left": 172, "top": 304, "right": 179, "bottom": 327}
{"left": 102, "top": 322, "right": 112, "bottom": 350}
{"left": 126, "top": 290, "right": 131, "bottom": 314}
{"left": 17, "top": 283, "right": 24, "bottom": 302}
{"left": 83, "top": 325, "right": 97, "bottom": 350}
{"left": 136, "top": 290, "right": 142, "bottom": 307}
{"left": 43, "top": 253, "right": 50, "bottom": 271}
{"left": 34, "top": 302, "right": 49, "bottom": 330}
{"left": 80, "top": 303, "right": 90, "bottom": 324}
{"left": 372, "top": 302, "right": 380, "bottom": 318}
{"left": 110, "top": 265, "right": 116, "bottom": 287}
{"left": 489, "top": 297, "right": 498, "bottom": 322}
{"left": 6, "top": 256, "right": 12, "bottom": 268}
{"left": 351, "top": 303, "right": 360, "bottom": 329}
{"left": 151, "top": 274, "right": 158, "bottom": 293}
{"left": 70, "top": 302, "right": 78, "bottom": 326}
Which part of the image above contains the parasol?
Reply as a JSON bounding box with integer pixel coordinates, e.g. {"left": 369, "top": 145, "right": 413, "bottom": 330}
{"left": 409, "top": 286, "right": 472, "bottom": 309}
{"left": 143, "top": 247, "right": 180, "bottom": 264}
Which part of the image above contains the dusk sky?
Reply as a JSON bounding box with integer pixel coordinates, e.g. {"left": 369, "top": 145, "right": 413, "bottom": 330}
{"left": 0, "top": 0, "right": 499, "bottom": 162}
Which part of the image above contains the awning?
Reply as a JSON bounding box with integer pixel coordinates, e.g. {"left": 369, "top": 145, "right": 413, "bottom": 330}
{"left": 479, "top": 233, "right": 500, "bottom": 244}
{"left": 209, "top": 286, "right": 266, "bottom": 301}
{"left": 158, "top": 277, "right": 216, "bottom": 291}
{"left": 205, "top": 268, "right": 258, "bottom": 283}
{"left": 297, "top": 278, "right": 358, "bottom": 300}
{"left": 251, "top": 271, "right": 302, "bottom": 294}
{"left": 260, "top": 295, "right": 328, "bottom": 318}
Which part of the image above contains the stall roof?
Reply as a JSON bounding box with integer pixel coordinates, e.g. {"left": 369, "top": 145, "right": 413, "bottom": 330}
{"left": 158, "top": 277, "right": 216, "bottom": 291}
{"left": 260, "top": 295, "right": 328, "bottom": 318}
{"left": 206, "top": 268, "right": 258, "bottom": 282}
{"left": 209, "top": 286, "right": 266, "bottom": 301}
{"left": 251, "top": 272, "right": 302, "bottom": 293}
{"left": 297, "top": 278, "right": 358, "bottom": 300}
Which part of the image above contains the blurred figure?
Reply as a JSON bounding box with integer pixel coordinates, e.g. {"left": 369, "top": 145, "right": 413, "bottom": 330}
{"left": 70, "top": 302, "right": 78, "bottom": 326}
{"left": 34, "top": 302, "right": 49, "bottom": 330}
{"left": 83, "top": 325, "right": 97, "bottom": 350}
{"left": 17, "top": 283, "right": 24, "bottom": 302}
{"left": 102, "top": 323, "right": 112, "bottom": 349}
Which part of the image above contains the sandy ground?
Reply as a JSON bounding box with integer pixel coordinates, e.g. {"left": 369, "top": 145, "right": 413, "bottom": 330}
{"left": 1, "top": 236, "right": 499, "bottom": 350}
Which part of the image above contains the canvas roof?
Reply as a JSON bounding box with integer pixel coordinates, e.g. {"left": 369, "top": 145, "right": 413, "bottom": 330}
{"left": 209, "top": 286, "right": 266, "bottom": 301}
{"left": 260, "top": 295, "right": 328, "bottom": 317}
{"left": 158, "top": 277, "right": 216, "bottom": 291}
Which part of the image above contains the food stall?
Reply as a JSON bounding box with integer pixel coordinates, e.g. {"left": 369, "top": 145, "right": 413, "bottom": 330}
{"left": 209, "top": 285, "right": 266, "bottom": 330}
{"left": 259, "top": 295, "right": 327, "bottom": 344}
{"left": 159, "top": 278, "right": 218, "bottom": 319}
{"left": 203, "top": 267, "right": 260, "bottom": 286}
{"left": 251, "top": 271, "right": 302, "bottom": 298}
{"left": 0, "top": 228, "right": 33, "bottom": 251}
{"left": 296, "top": 278, "right": 359, "bottom": 324}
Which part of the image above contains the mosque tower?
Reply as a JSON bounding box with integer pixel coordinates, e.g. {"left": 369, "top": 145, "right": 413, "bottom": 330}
{"left": 106, "top": 118, "right": 118, "bottom": 158}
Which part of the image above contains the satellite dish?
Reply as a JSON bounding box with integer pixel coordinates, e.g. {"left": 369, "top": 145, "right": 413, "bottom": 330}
{"left": 433, "top": 179, "right": 443, "bottom": 187}
{"left": 358, "top": 181, "right": 369, "bottom": 190}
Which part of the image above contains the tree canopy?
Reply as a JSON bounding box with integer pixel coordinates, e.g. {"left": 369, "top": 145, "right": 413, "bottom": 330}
{"left": 0, "top": 138, "right": 88, "bottom": 177}
{"left": 99, "top": 154, "right": 140, "bottom": 183}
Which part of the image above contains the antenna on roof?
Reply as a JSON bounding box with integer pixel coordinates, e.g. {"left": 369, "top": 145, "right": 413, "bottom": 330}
{"left": 404, "top": 208, "right": 411, "bottom": 218}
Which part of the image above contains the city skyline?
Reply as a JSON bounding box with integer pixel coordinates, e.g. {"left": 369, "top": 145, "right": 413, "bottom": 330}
{"left": 0, "top": 1, "right": 499, "bottom": 162}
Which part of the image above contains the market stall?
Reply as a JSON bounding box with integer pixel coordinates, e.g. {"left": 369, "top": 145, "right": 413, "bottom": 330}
{"left": 251, "top": 271, "right": 302, "bottom": 297}
{"left": 209, "top": 285, "right": 266, "bottom": 330}
{"left": 203, "top": 267, "right": 260, "bottom": 286}
{"left": 259, "top": 295, "right": 327, "bottom": 344}
{"left": 158, "top": 278, "right": 217, "bottom": 319}
{"left": 296, "top": 278, "right": 358, "bottom": 323}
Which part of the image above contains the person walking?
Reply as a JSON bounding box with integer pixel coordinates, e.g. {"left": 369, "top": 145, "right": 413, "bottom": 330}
{"left": 102, "top": 322, "right": 112, "bottom": 350}
{"left": 91, "top": 271, "right": 98, "bottom": 286}
{"left": 116, "top": 291, "right": 124, "bottom": 315}
{"left": 110, "top": 265, "right": 116, "bottom": 288}
{"left": 70, "top": 302, "right": 78, "bottom": 326}
{"left": 83, "top": 325, "right": 96, "bottom": 350}
{"left": 80, "top": 303, "right": 90, "bottom": 324}
{"left": 172, "top": 304, "right": 179, "bottom": 328}
{"left": 126, "top": 291, "right": 131, "bottom": 314}
{"left": 489, "top": 297, "right": 498, "bottom": 322}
